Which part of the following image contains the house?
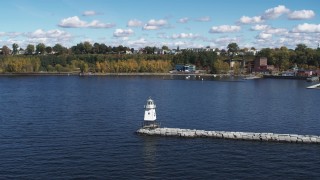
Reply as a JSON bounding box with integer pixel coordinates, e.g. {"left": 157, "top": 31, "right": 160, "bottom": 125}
{"left": 253, "top": 57, "right": 274, "bottom": 74}
{"left": 297, "top": 70, "right": 313, "bottom": 77}
{"left": 224, "top": 59, "right": 246, "bottom": 69}
{"left": 18, "top": 49, "right": 26, "bottom": 55}
{"left": 125, "top": 50, "right": 132, "bottom": 54}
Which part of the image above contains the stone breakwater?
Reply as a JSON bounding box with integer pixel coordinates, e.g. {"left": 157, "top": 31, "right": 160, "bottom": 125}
{"left": 136, "top": 128, "right": 320, "bottom": 144}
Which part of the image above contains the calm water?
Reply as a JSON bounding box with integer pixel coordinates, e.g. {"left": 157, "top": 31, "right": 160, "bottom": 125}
{"left": 0, "top": 75, "right": 319, "bottom": 179}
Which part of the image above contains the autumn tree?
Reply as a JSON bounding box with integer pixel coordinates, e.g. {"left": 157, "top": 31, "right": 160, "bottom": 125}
{"left": 212, "top": 59, "right": 229, "bottom": 74}
{"left": 79, "top": 61, "right": 89, "bottom": 73}
{"left": 1, "top": 45, "right": 10, "bottom": 55}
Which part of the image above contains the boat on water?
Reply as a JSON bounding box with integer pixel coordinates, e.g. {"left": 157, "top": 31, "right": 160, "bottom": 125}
{"left": 306, "top": 83, "right": 320, "bottom": 89}
{"left": 243, "top": 76, "right": 261, "bottom": 80}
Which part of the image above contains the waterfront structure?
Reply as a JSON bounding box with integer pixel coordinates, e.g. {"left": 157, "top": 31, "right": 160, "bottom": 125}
{"left": 137, "top": 98, "right": 320, "bottom": 144}
{"left": 137, "top": 128, "right": 320, "bottom": 144}
{"left": 143, "top": 97, "right": 159, "bottom": 128}
{"left": 174, "top": 64, "right": 196, "bottom": 72}
{"left": 253, "top": 57, "right": 274, "bottom": 74}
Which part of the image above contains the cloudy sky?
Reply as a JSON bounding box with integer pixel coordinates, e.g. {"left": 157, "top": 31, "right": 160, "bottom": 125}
{"left": 0, "top": 0, "right": 319, "bottom": 50}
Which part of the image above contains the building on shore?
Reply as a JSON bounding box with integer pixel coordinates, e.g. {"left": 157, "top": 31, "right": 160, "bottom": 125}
{"left": 174, "top": 64, "right": 196, "bottom": 73}
{"left": 253, "top": 57, "right": 274, "bottom": 74}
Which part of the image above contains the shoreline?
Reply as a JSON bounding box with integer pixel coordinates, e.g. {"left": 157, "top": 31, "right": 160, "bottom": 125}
{"left": 1, "top": 73, "right": 316, "bottom": 81}
{"left": 0, "top": 72, "right": 228, "bottom": 77}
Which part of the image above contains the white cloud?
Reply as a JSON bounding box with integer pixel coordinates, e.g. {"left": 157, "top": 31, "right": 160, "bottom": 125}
{"left": 257, "top": 33, "right": 272, "bottom": 39}
{"left": 251, "top": 25, "right": 270, "bottom": 31}
{"left": 147, "top": 19, "right": 167, "bottom": 26}
{"left": 113, "top": 28, "right": 134, "bottom": 37}
{"left": 209, "top": 25, "right": 241, "bottom": 33}
{"left": 143, "top": 19, "right": 168, "bottom": 30}
{"left": 127, "top": 38, "right": 148, "bottom": 47}
{"left": 143, "top": 25, "right": 159, "bottom": 30}
{"left": 214, "top": 37, "right": 241, "bottom": 44}
{"left": 127, "top": 19, "right": 143, "bottom": 27}
{"left": 27, "top": 29, "right": 71, "bottom": 39}
{"left": 171, "top": 33, "right": 199, "bottom": 39}
{"left": 177, "top": 17, "right": 189, "bottom": 23}
{"left": 58, "top": 16, "right": 87, "bottom": 28}
{"left": 0, "top": 32, "right": 21, "bottom": 38}
{"left": 239, "top": 16, "right": 264, "bottom": 24}
{"left": 58, "top": 16, "right": 115, "bottom": 28}
{"left": 82, "top": 10, "right": 100, "bottom": 16}
{"left": 292, "top": 23, "right": 320, "bottom": 33}
{"left": 288, "top": 10, "right": 315, "bottom": 20}
{"left": 204, "top": 37, "right": 242, "bottom": 49}
{"left": 263, "top": 5, "right": 290, "bottom": 19}
{"left": 195, "top": 16, "right": 211, "bottom": 22}
{"left": 87, "top": 20, "right": 115, "bottom": 28}
{"left": 16, "top": 29, "right": 73, "bottom": 47}
{"left": 264, "top": 28, "right": 288, "bottom": 35}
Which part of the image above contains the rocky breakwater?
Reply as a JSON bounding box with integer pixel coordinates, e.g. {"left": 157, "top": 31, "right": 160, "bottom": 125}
{"left": 136, "top": 128, "right": 320, "bottom": 144}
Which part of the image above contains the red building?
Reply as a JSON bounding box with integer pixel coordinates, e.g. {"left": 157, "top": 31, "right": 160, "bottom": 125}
{"left": 253, "top": 57, "right": 274, "bottom": 73}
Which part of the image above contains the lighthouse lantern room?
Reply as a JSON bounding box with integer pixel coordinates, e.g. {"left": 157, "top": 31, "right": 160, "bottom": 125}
{"left": 143, "top": 97, "right": 159, "bottom": 128}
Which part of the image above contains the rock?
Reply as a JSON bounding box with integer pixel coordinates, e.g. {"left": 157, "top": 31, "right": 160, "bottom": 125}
{"left": 135, "top": 127, "right": 320, "bottom": 144}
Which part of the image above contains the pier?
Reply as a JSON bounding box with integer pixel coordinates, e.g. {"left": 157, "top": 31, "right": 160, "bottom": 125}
{"left": 136, "top": 127, "right": 320, "bottom": 144}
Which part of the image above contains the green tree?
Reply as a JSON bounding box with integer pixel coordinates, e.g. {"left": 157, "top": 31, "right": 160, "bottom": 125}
{"left": 55, "top": 64, "right": 63, "bottom": 72}
{"left": 12, "top": 43, "right": 19, "bottom": 55}
{"left": 227, "top": 42, "right": 239, "bottom": 58}
{"left": 92, "top": 43, "right": 100, "bottom": 54}
{"left": 144, "top": 46, "right": 155, "bottom": 54}
{"left": 162, "top": 45, "right": 169, "bottom": 51}
{"left": 36, "top": 43, "right": 46, "bottom": 54}
{"left": 53, "top": 44, "right": 66, "bottom": 55}
{"left": 294, "top": 44, "right": 309, "bottom": 65}
{"left": 212, "top": 59, "right": 229, "bottom": 74}
{"left": 83, "top": 41, "right": 93, "bottom": 54}
{"left": 257, "top": 48, "right": 275, "bottom": 65}
{"left": 45, "top": 46, "right": 53, "bottom": 54}
{"left": 79, "top": 61, "right": 89, "bottom": 73}
{"left": 274, "top": 46, "right": 290, "bottom": 70}
{"left": 26, "top": 44, "right": 35, "bottom": 55}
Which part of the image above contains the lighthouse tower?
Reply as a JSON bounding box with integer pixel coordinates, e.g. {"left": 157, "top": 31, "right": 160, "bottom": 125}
{"left": 143, "top": 97, "right": 159, "bottom": 128}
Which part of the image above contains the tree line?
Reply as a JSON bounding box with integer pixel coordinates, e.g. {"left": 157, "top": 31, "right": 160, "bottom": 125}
{"left": 0, "top": 42, "right": 319, "bottom": 74}
{"left": 0, "top": 54, "right": 173, "bottom": 73}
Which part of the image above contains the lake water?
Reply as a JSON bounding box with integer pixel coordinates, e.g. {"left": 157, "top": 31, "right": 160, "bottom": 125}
{"left": 0, "top": 75, "right": 319, "bottom": 179}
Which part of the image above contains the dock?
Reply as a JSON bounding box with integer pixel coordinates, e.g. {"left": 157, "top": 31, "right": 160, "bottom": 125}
{"left": 137, "top": 127, "right": 320, "bottom": 144}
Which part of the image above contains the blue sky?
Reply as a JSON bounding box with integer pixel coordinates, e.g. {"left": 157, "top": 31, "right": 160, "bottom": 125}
{"left": 0, "top": 0, "right": 319, "bottom": 50}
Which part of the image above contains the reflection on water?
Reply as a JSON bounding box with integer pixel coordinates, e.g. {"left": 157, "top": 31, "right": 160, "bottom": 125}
{"left": 142, "top": 136, "right": 158, "bottom": 178}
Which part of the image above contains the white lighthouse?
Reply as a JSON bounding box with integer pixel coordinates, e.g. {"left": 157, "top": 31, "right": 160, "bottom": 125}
{"left": 143, "top": 97, "right": 159, "bottom": 128}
